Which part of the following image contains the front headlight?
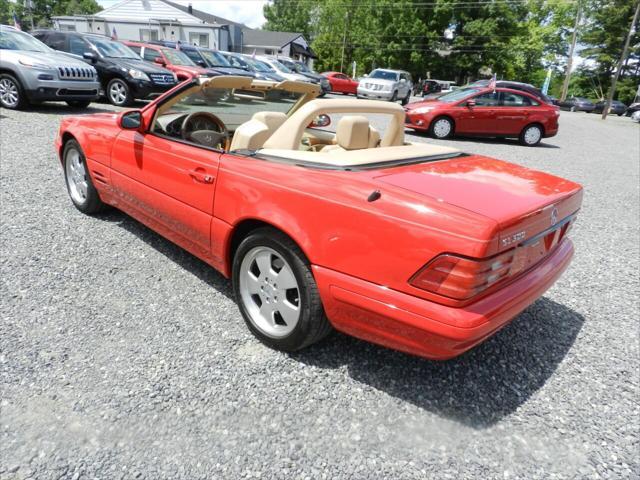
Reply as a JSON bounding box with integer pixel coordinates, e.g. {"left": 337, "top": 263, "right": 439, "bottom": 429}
{"left": 128, "top": 69, "right": 150, "bottom": 81}
{"left": 19, "top": 58, "right": 52, "bottom": 70}
{"left": 414, "top": 106, "right": 435, "bottom": 114}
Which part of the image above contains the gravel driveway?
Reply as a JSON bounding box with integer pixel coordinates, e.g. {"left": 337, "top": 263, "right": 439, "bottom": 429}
{"left": 1, "top": 98, "right": 638, "bottom": 479}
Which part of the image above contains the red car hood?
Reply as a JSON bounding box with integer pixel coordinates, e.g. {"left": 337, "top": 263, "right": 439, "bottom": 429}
{"left": 375, "top": 155, "right": 583, "bottom": 247}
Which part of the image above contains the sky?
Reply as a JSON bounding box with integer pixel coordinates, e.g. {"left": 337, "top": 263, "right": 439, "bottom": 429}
{"left": 97, "top": 0, "right": 268, "bottom": 28}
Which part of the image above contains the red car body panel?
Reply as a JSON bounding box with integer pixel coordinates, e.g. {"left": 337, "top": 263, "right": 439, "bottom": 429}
{"left": 122, "top": 41, "right": 209, "bottom": 81}
{"left": 322, "top": 71, "right": 359, "bottom": 95}
{"left": 405, "top": 87, "right": 560, "bottom": 139}
{"left": 55, "top": 83, "right": 582, "bottom": 360}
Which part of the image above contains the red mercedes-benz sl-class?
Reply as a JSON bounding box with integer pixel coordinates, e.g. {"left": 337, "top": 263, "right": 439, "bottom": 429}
{"left": 55, "top": 75, "right": 582, "bottom": 360}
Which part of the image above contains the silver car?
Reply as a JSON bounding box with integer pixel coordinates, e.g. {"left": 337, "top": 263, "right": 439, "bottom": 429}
{"left": 357, "top": 69, "right": 413, "bottom": 105}
{"left": 0, "top": 25, "right": 99, "bottom": 110}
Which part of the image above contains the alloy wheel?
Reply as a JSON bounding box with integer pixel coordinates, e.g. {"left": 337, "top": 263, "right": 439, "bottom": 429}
{"left": 524, "top": 126, "right": 542, "bottom": 145}
{"left": 433, "top": 118, "right": 452, "bottom": 138}
{"left": 65, "top": 147, "right": 88, "bottom": 204}
{"left": 0, "top": 78, "right": 19, "bottom": 108}
{"left": 109, "top": 81, "right": 127, "bottom": 105}
{"left": 239, "top": 246, "right": 301, "bottom": 339}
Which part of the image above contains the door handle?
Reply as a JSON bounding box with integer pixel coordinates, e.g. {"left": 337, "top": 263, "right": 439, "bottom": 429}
{"left": 189, "top": 168, "right": 215, "bottom": 184}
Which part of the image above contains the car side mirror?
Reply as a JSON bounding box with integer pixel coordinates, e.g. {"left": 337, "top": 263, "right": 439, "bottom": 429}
{"left": 83, "top": 51, "right": 97, "bottom": 63}
{"left": 309, "top": 114, "right": 331, "bottom": 128}
{"left": 466, "top": 99, "right": 476, "bottom": 107}
{"left": 400, "top": 78, "right": 406, "bottom": 83}
{"left": 154, "top": 57, "right": 166, "bottom": 66}
{"left": 197, "top": 60, "right": 207, "bottom": 68}
{"left": 121, "top": 110, "right": 143, "bottom": 130}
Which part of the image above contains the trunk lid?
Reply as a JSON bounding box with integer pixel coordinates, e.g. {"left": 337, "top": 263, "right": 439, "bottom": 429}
{"left": 376, "top": 155, "right": 583, "bottom": 253}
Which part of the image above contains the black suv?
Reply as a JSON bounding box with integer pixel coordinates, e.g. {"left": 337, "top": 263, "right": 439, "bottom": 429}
{"left": 32, "top": 30, "right": 178, "bottom": 106}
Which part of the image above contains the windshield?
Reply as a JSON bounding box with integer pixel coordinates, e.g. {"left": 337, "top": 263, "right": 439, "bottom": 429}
{"left": 0, "top": 29, "right": 50, "bottom": 53}
{"left": 368, "top": 70, "right": 399, "bottom": 81}
{"left": 86, "top": 36, "right": 138, "bottom": 59}
{"left": 294, "top": 62, "right": 313, "bottom": 73}
{"left": 163, "top": 48, "right": 196, "bottom": 66}
{"left": 270, "top": 60, "right": 293, "bottom": 73}
{"left": 437, "top": 87, "right": 481, "bottom": 103}
{"left": 243, "top": 57, "right": 272, "bottom": 72}
{"left": 154, "top": 84, "right": 304, "bottom": 132}
{"left": 200, "top": 50, "right": 231, "bottom": 67}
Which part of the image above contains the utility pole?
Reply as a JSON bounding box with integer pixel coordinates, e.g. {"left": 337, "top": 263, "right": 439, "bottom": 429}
{"left": 602, "top": 0, "right": 640, "bottom": 120}
{"left": 560, "top": 1, "right": 582, "bottom": 102}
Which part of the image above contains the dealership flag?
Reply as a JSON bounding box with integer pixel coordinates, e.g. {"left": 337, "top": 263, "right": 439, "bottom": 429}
{"left": 12, "top": 12, "right": 21, "bottom": 30}
{"left": 488, "top": 73, "right": 497, "bottom": 91}
{"left": 111, "top": 27, "right": 117, "bottom": 40}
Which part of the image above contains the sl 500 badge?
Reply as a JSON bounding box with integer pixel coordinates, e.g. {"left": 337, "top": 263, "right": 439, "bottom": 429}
{"left": 501, "top": 231, "right": 526, "bottom": 247}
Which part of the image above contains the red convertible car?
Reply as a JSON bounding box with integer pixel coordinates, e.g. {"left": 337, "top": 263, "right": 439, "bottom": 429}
{"left": 404, "top": 86, "right": 560, "bottom": 146}
{"left": 322, "top": 71, "right": 359, "bottom": 95}
{"left": 55, "top": 75, "right": 582, "bottom": 360}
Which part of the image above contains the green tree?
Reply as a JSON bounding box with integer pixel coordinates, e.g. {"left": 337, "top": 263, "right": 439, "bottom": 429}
{"left": 263, "top": 0, "right": 318, "bottom": 40}
{"left": 3, "top": 0, "right": 101, "bottom": 30}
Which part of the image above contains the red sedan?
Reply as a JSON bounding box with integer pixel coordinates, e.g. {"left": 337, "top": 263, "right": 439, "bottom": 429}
{"left": 123, "top": 40, "right": 211, "bottom": 81}
{"left": 55, "top": 75, "right": 582, "bottom": 360}
{"left": 322, "top": 71, "right": 359, "bottom": 95}
{"left": 404, "top": 86, "right": 560, "bottom": 146}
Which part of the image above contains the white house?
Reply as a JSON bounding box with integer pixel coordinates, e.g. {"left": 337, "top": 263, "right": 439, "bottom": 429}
{"left": 52, "top": 0, "right": 316, "bottom": 64}
{"left": 52, "top": 0, "right": 232, "bottom": 50}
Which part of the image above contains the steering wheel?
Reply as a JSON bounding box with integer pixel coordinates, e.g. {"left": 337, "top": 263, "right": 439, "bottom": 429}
{"left": 181, "top": 112, "right": 229, "bottom": 150}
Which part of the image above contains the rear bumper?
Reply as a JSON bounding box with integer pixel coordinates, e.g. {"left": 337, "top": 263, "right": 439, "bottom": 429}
{"left": 313, "top": 238, "right": 574, "bottom": 360}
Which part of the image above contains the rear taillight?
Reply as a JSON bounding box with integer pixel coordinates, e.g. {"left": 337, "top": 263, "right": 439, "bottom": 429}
{"left": 409, "top": 250, "right": 515, "bottom": 300}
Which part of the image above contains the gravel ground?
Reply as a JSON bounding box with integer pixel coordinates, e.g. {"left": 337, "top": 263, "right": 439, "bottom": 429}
{"left": 1, "top": 97, "right": 639, "bottom": 480}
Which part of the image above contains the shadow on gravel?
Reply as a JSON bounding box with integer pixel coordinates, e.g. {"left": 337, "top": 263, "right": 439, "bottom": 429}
{"left": 95, "top": 210, "right": 235, "bottom": 300}
{"left": 292, "top": 297, "right": 583, "bottom": 429}
{"left": 92, "top": 211, "right": 582, "bottom": 430}
{"left": 407, "top": 130, "right": 560, "bottom": 149}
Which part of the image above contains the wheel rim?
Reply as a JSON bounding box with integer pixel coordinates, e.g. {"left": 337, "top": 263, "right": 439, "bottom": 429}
{"left": 109, "top": 81, "right": 127, "bottom": 104}
{"left": 65, "top": 148, "right": 88, "bottom": 204}
{"left": 0, "top": 78, "right": 19, "bottom": 107}
{"left": 239, "top": 246, "right": 301, "bottom": 338}
{"left": 433, "top": 119, "right": 451, "bottom": 138}
{"left": 524, "top": 126, "right": 541, "bottom": 145}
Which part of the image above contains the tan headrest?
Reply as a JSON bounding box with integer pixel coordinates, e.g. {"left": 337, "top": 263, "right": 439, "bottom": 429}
{"left": 252, "top": 111, "right": 287, "bottom": 131}
{"left": 336, "top": 116, "right": 370, "bottom": 150}
{"left": 368, "top": 126, "right": 380, "bottom": 148}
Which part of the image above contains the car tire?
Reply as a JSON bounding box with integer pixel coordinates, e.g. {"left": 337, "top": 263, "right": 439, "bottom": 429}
{"left": 390, "top": 90, "right": 398, "bottom": 102}
{"left": 401, "top": 90, "right": 411, "bottom": 106}
{"left": 63, "top": 139, "right": 108, "bottom": 214}
{"left": 0, "top": 74, "right": 28, "bottom": 110}
{"left": 429, "top": 116, "right": 454, "bottom": 139}
{"left": 233, "top": 227, "right": 332, "bottom": 352}
{"left": 106, "top": 78, "right": 133, "bottom": 107}
{"left": 519, "top": 124, "right": 543, "bottom": 147}
{"left": 66, "top": 100, "right": 92, "bottom": 109}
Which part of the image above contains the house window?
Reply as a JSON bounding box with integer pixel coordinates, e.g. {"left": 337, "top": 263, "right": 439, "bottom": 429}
{"left": 189, "top": 32, "right": 209, "bottom": 47}
{"left": 60, "top": 24, "right": 76, "bottom": 32}
{"left": 140, "top": 29, "right": 159, "bottom": 41}
{"left": 264, "top": 49, "right": 274, "bottom": 55}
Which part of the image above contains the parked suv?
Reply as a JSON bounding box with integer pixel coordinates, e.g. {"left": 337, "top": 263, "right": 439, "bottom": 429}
{"left": 147, "top": 41, "right": 253, "bottom": 78}
{"left": 357, "top": 69, "right": 413, "bottom": 105}
{"left": 0, "top": 25, "right": 99, "bottom": 110}
{"left": 32, "top": 30, "right": 177, "bottom": 106}
{"left": 274, "top": 56, "right": 330, "bottom": 96}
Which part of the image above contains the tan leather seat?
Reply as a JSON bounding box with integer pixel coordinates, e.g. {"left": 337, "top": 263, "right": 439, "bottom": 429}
{"left": 323, "top": 116, "right": 379, "bottom": 152}
{"left": 230, "top": 111, "right": 288, "bottom": 151}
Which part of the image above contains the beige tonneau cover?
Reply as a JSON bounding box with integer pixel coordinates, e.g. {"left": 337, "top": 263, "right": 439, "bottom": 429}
{"left": 258, "top": 143, "right": 461, "bottom": 167}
